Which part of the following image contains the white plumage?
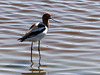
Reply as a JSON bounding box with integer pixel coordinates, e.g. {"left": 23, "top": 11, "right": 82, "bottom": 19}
{"left": 24, "top": 22, "right": 48, "bottom": 42}
{"left": 18, "top": 13, "right": 52, "bottom": 58}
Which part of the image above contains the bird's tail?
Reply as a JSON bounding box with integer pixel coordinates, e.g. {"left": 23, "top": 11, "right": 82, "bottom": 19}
{"left": 18, "top": 38, "right": 24, "bottom": 42}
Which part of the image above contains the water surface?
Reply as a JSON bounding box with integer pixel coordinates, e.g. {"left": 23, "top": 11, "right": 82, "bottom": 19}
{"left": 0, "top": 0, "right": 100, "bottom": 75}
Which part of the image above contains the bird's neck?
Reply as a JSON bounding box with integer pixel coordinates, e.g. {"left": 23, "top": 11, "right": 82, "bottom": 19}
{"left": 42, "top": 18, "right": 49, "bottom": 27}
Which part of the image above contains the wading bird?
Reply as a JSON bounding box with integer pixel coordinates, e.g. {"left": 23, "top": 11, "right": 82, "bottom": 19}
{"left": 18, "top": 13, "right": 56, "bottom": 58}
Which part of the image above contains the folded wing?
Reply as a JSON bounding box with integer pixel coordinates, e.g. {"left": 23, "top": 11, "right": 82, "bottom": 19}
{"left": 18, "top": 22, "right": 45, "bottom": 42}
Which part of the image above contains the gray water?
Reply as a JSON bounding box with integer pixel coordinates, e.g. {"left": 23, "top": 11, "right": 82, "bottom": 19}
{"left": 0, "top": 0, "right": 100, "bottom": 75}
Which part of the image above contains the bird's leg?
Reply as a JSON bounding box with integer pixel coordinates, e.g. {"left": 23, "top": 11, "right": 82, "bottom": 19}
{"left": 31, "top": 42, "right": 33, "bottom": 57}
{"left": 31, "top": 42, "right": 33, "bottom": 62}
{"left": 30, "top": 42, "right": 34, "bottom": 68}
{"left": 38, "top": 41, "right": 41, "bottom": 59}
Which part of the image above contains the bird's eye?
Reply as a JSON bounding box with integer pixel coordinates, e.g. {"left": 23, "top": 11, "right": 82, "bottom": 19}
{"left": 46, "top": 15, "right": 50, "bottom": 17}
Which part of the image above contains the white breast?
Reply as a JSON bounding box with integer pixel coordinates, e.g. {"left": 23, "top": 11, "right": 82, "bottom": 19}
{"left": 26, "top": 25, "right": 48, "bottom": 42}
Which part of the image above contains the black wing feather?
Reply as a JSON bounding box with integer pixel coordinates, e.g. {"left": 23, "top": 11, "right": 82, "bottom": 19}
{"left": 18, "top": 23, "right": 45, "bottom": 42}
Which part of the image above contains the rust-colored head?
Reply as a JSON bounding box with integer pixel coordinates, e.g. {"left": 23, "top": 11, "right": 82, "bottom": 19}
{"left": 42, "top": 13, "right": 52, "bottom": 20}
{"left": 42, "top": 13, "right": 52, "bottom": 27}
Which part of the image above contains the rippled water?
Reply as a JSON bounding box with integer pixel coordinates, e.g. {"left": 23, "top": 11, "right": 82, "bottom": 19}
{"left": 0, "top": 0, "right": 100, "bottom": 75}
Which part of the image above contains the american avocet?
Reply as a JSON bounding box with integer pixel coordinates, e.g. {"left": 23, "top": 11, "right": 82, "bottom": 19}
{"left": 18, "top": 13, "right": 54, "bottom": 58}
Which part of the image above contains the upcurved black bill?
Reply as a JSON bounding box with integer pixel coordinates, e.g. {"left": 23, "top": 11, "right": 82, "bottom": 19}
{"left": 51, "top": 18, "right": 61, "bottom": 23}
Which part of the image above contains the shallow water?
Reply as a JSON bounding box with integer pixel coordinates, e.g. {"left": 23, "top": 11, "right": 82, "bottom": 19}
{"left": 0, "top": 0, "right": 100, "bottom": 75}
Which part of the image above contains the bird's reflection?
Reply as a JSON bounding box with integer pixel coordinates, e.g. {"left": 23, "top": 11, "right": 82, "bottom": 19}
{"left": 30, "top": 53, "right": 34, "bottom": 68}
{"left": 30, "top": 54, "right": 41, "bottom": 68}
{"left": 22, "top": 55, "right": 47, "bottom": 75}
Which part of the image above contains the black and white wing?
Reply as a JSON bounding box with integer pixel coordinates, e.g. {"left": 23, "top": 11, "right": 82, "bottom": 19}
{"left": 18, "top": 22, "right": 46, "bottom": 42}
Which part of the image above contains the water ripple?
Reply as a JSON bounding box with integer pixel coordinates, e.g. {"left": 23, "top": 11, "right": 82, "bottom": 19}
{"left": 0, "top": 0, "right": 100, "bottom": 75}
